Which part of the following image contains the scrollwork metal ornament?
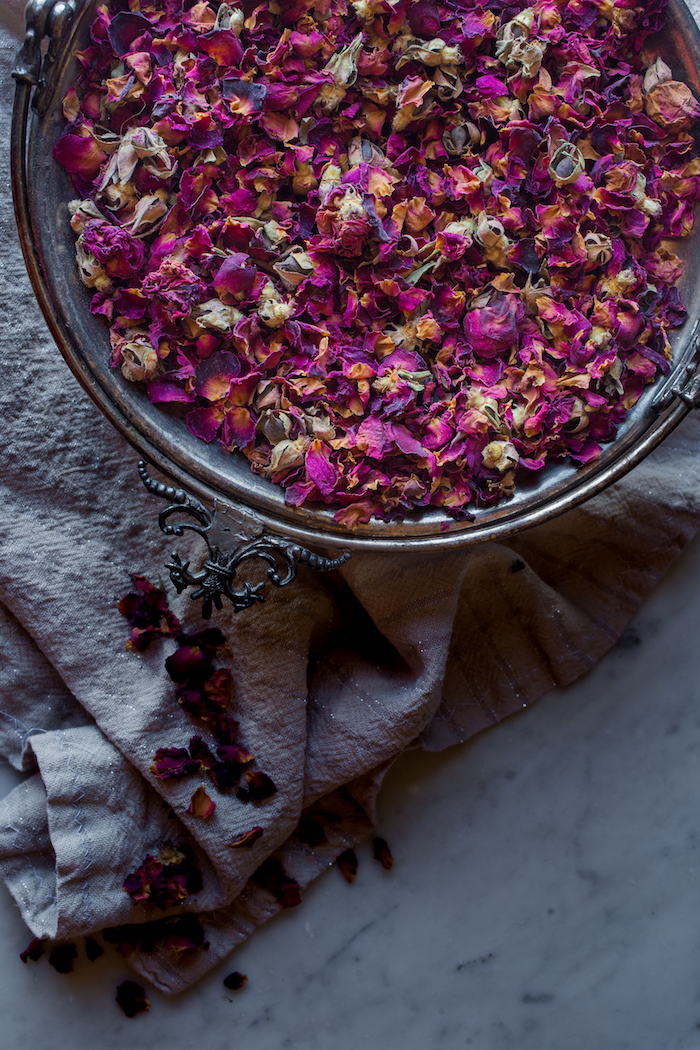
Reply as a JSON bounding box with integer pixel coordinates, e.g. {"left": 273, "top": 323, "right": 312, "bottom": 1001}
{"left": 13, "top": 0, "right": 78, "bottom": 114}
{"left": 138, "top": 461, "right": 350, "bottom": 618}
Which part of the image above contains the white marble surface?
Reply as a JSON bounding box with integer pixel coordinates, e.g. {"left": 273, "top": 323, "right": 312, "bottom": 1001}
{"left": 2, "top": 529, "right": 700, "bottom": 1047}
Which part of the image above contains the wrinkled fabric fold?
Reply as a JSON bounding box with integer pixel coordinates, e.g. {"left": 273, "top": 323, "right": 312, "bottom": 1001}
{"left": 2, "top": 0, "right": 700, "bottom": 995}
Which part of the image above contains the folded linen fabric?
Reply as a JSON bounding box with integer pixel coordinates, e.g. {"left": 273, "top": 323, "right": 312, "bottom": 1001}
{"left": 1, "top": 0, "right": 700, "bottom": 995}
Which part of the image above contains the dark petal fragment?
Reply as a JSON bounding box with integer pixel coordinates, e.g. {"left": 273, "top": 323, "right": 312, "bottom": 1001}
{"left": 183, "top": 627, "right": 228, "bottom": 656}
{"left": 336, "top": 848, "right": 358, "bottom": 884}
{"left": 85, "top": 937, "right": 105, "bottom": 962}
{"left": 222, "top": 78, "right": 268, "bottom": 110}
{"left": 104, "top": 915, "right": 207, "bottom": 957}
{"left": 296, "top": 813, "right": 328, "bottom": 847}
{"left": 20, "top": 936, "right": 44, "bottom": 963}
{"left": 210, "top": 713, "right": 240, "bottom": 745}
{"left": 118, "top": 574, "right": 181, "bottom": 651}
{"left": 102, "top": 925, "right": 142, "bottom": 959}
{"left": 107, "top": 11, "right": 152, "bottom": 57}
{"left": 210, "top": 761, "right": 243, "bottom": 792}
{"left": 150, "top": 747, "right": 199, "bottom": 780}
{"left": 236, "top": 787, "right": 250, "bottom": 803}
{"left": 193, "top": 349, "right": 242, "bottom": 400}
{"left": 149, "top": 868, "right": 188, "bottom": 909}
{"left": 189, "top": 735, "right": 218, "bottom": 770}
{"left": 203, "top": 667, "right": 234, "bottom": 708}
{"left": 48, "top": 944, "right": 78, "bottom": 974}
{"left": 252, "top": 858, "right": 302, "bottom": 908}
{"left": 372, "top": 837, "right": 394, "bottom": 870}
{"left": 116, "top": 980, "right": 151, "bottom": 1018}
{"left": 123, "top": 854, "right": 162, "bottom": 902}
{"left": 161, "top": 915, "right": 207, "bottom": 952}
{"left": 407, "top": 0, "right": 440, "bottom": 37}
{"left": 508, "top": 239, "right": 542, "bottom": 275}
{"left": 217, "top": 743, "right": 254, "bottom": 766}
{"left": 223, "top": 971, "right": 248, "bottom": 991}
{"left": 245, "top": 771, "right": 277, "bottom": 801}
{"left": 165, "top": 645, "right": 213, "bottom": 685}
{"left": 177, "top": 686, "right": 210, "bottom": 721}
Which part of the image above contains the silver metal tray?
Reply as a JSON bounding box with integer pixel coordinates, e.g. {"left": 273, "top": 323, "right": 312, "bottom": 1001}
{"left": 12, "top": 0, "right": 700, "bottom": 555}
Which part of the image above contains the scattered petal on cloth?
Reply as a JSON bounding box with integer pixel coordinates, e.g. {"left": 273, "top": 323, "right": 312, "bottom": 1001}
{"left": 1, "top": 0, "right": 700, "bottom": 997}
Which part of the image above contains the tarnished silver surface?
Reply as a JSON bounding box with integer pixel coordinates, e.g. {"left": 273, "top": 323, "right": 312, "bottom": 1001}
{"left": 11, "top": 0, "right": 700, "bottom": 552}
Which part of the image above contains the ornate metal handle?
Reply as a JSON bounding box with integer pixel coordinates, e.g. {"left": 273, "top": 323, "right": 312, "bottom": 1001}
{"left": 138, "top": 462, "right": 350, "bottom": 619}
{"left": 652, "top": 361, "right": 700, "bottom": 412}
{"left": 13, "top": 0, "right": 78, "bottom": 114}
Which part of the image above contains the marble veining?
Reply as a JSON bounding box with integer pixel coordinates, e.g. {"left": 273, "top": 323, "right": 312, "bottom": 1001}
{"left": 3, "top": 532, "right": 700, "bottom": 1048}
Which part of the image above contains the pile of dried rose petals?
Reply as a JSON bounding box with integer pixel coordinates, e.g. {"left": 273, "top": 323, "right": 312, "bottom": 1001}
{"left": 54, "top": 0, "right": 700, "bottom": 526}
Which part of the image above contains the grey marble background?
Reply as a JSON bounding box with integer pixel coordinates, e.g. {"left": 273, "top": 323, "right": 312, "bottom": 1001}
{"left": 2, "top": 524, "right": 700, "bottom": 1049}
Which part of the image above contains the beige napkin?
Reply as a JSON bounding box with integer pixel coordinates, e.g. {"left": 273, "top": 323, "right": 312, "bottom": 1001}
{"left": 1, "top": 0, "right": 700, "bottom": 994}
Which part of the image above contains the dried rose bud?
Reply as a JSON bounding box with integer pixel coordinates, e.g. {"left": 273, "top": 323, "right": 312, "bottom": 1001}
{"left": 482, "top": 440, "right": 520, "bottom": 473}
{"left": 194, "top": 298, "right": 242, "bottom": 333}
{"left": 215, "top": 2, "right": 243, "bottom": 34}
{"left": 397, "top": 37, "right": 462, "bottom": 70}
{"left": 260, "top": 409, "right": 295, "bottom": 445}
{"left": 496, "top": 8, "right": 535, "bottom": 57}
{"left": 318, "top": 163, "right": 343, "bottom": 203}
{"left": 348, "top": 136, "right": 389, "bottom": 168}
{"left": 266, "top": 437, "right": 310, "bottom": 474}
{"left": 643, "top": 56, "right": 673, "bottom": 94}
{"left": 548, "top": 143, "right": 585, "bottom": 186}
{"left": 69, "top": 198, "right": 105, "bottom": 234}
{"left": 75, "top": 241, "right": 111, "bottom": 292}
{"left": 583, "top": 232, "right": 613, "bottom": 267}
{"left": 118, "top": 334, "right": 161, "bottom": 383}
{"left": 292, "top": 161, "right": 318, "bottom": 196}
{"left": 447, "top": 125, "right": 468, "bottom": 153}
{"left": 273, "top": 248, "right": 314, "bottom": 290}
{"left": 317, "top": 32, "right": 363, "bottom": 113}
{"left": 257, "top": 281, "right": 294, "bottom": 328}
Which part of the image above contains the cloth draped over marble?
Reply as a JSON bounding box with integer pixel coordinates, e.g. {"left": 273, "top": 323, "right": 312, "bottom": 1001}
{"left": 2, "top": 1, "right": 700, "bottom": 996}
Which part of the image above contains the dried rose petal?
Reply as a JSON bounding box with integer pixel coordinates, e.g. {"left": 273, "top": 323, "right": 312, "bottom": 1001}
{"left": 372, "top": 836, "right": 394, "bottom": 870}
{"left": 85, "top": 937, "right": 105, "bottom": 962}
{"left": 188, "top": 785, "right": 216, "bottom": 819}
{"left": 245, "top": 771, "right": 277, "bottom": 801}
{"left": 116, "top": 980, "right": 150, "bottom": 1018}
{"left": 20, "top": 937, "right": 44, "bottom": 963}
{"left": 336, "top": 848, "right": 358, "bottom": 884}
{"left": 228, "top": 826, "right": 264, "bottom": 848}
{"left": 48, "top": 944, "right": 78, "bottom": 974}
{"left": 150, "top": 747, "right": 199, "bottom": 780}
{"left": 223, "top": 971, "right": 248, "bottom": 990}
{"left": 104, "top": 914, "right": 207, "bottom": 958}
{"left": 118, "top": 573, "right": 181, "bottom": 652}
{"left": 165, "top": 645, "right": 213, "bottom": 685}
{"left": 124, "top": 845, "right": 201, "bottom": 909}
{"left": 252, "top": 859, "right": 301, "bottom": 908}
{"left": 296, "top": 813, "right": 327, "bottom": 847}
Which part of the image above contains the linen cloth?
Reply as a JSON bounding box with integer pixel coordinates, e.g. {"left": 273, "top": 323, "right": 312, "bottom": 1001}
{"left": 1, "top": 0, "right": 700, "bottom": 995}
